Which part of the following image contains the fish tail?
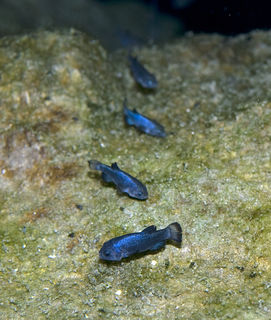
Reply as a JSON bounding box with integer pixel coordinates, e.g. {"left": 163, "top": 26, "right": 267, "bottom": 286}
{"left": 123, "top": 101, "right": 134, "bottom": 126}
{"left": 88, "top": 160, "right": 103, "bottom": 171}
{"left": 167, "top": 222, "right": 182, "bottom": 243}
{"left": 123, "top": 98, "right": 128, "bottom": 113}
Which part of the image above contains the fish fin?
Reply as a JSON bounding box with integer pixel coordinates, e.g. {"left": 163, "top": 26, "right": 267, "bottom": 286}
{"left": 88, "top": 160, "right": 102, "bottom": 171}
{"left": 123, "top": 104, "right": 139, "bottom": 126}
{"left": 137, "top": 124, "right": 147, "bottom": 132}
{"left": 111, "top": 162, "right": 120, "bottom": 170}
{"left": 123, "top": 104, "right": 134, "bottom": 125}
{"left": 101, "top": 172, "right": 112, "bottom": 183}
{"left": 167, "top": 222, "right": 182, "bottom": 243}
{"left": 150, "top": 241, "right": 165, "bottom": 251}
{"left": 124, "top": 114, "right": 134, "bottom": 126}
{"left": 123, "top": 99, "right": 129, "bottom": 112}
{"left": 142, "top": 225, "right": 156, "bottom": 233}
{"left": 116, "top": 186, "right": 124, "bottom": 195}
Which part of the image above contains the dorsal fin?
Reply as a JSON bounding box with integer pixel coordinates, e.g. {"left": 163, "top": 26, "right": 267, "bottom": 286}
{"left": 111, "top": 162, "right": 120, "bottom": 170}
{"left": 142, "top": 225, "right": 156, "bottom": 233}
{"left": 132, "top": 108, "right": 139, "bottom": 114}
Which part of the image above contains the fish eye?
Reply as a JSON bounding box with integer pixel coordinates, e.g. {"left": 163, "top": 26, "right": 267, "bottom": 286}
{"left": 104, "top": 250, "right": 111, "bottom": 256}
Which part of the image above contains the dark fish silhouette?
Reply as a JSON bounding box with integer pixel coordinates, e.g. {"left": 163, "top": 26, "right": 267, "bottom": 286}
{"left": 128, "top": 55, "right": 157, "bottom": 89}
{"left": 99, "top": 222, "right": 182, "bottom": 261}
{"left": 124, "top": 102, "right": 166, "bottom": 137}
{"left": 88, "top": 160, "right": 148, "bottom": 200}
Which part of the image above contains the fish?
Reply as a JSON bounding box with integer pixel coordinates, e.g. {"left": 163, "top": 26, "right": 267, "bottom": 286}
{"left": 88, "top": 160, "right": 148, "bottom": 200}
{"left": 128, "top": 55, "right": 158, "bottom": 89}
{"left": 116, "top": 29, "right": 144, "bottom": 49}
{"left": 123, "top": 101, "right": 166, "bottom": 137}
{"left": 99, "top": 222, "right": 182, "bottom": 261}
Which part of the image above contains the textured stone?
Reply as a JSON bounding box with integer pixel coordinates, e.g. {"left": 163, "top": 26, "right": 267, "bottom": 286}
{"left": 0, "top": 29, "right": 271, "bottom": 319}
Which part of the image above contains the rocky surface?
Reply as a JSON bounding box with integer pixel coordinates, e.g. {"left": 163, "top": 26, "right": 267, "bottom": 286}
{"left": 0, "top": 29, "right": 270, "bottom": 319}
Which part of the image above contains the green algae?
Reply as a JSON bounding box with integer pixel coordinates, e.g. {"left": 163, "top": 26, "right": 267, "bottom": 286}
{"left": 0, "top": 29, "right": 271, "bottom": 319}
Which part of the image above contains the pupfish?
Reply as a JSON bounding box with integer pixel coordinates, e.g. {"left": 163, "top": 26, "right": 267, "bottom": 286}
{"left": 88, "top": 160, "right": 148, "bottom": 200}
{"left": 99, "top": 222, "right": 182, "bottom": 261}
{"left": 128, "top": 55, "right": 158, "bottom": 89}
{"left": 124, "top": 101, "right": 166, "bottom": 137}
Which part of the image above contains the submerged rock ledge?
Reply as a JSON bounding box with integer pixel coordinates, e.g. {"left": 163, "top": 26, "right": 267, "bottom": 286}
{"left": 0, "top": 29, "right": 270, "bottom": 319}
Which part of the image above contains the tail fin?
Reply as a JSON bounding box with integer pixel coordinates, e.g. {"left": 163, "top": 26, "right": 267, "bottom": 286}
{"left": 123, "top": 100, "right": 134, "bottom": 126}
{"left": 88, "top": 160, "right": 102, "bottom": 171}
{"left": 123, "top": 99, "right": 129, "bottom": 117}
{"left": 167, "top": 222, "right": 182, "bottom": 243}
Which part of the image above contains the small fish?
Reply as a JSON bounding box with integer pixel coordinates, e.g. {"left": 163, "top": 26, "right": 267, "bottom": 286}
{"left": 124, "top": 102, "right": 166, "bottom": 137}
{"left": 99, "top": 222, "right": 182, "bottom": 261}
{"left": 88, "top": 160, "right": 148, "bottom": 200}
{"left": 128, "top": 55, "right": 158, "bottom": 89}
{"left": 116, "top": 29, "right": 143, "bottom": 49}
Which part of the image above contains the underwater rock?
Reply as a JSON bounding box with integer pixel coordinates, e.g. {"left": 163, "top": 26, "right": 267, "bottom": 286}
{"left": 0, "top": 29, "right": 271, "bottom": 319}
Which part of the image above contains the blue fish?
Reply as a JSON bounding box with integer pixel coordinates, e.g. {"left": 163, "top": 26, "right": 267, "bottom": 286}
{"left": 88, "top": 160, "right": 148, "bottom": 200}
{"left": 124, "top": 102, "right": 166, "bottom": 137}
{"left": 128, "top": 55, "right": 158, "bottom": 89}
{"left": 99, "top": 222, "right": 182, "bottom": 261}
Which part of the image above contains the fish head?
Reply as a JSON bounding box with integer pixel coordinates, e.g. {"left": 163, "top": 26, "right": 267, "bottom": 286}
{"left": 99, "top": 242, "right": 122, "bottom": 261}
{"left": 142, "top": 75, "right": 157, "bottom": 89}
{"left": 151, "top": 126, "right": 166, "bottom": 137}
{"left": 147, "top": 122, "right": 166, "bottom": 137}
{"left": 128, "top": 183, "right": 148, "bottom": 200}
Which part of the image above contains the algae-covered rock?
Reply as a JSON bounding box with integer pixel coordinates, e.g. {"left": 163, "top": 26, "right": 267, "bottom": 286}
{"left": 0, "top": 29, "right": 271, "bottom": 319}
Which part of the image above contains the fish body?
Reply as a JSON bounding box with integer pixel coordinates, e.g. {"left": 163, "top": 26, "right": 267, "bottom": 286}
{"left": 128, "top": 55, "right": 158, "bottom": 89}
{"left": 99, "top": 222, "right": 182, "bottom": 261}
{"left": 124, "top": 103, "right": 166, "bottom": 137}
{"left": 88, "top": 160, "right": 148, "bottom": 200}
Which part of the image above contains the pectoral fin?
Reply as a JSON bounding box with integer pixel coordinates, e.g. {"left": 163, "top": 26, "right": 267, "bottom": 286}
{"left": 102, "top": 172, "right": 112, "bottom": 183}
